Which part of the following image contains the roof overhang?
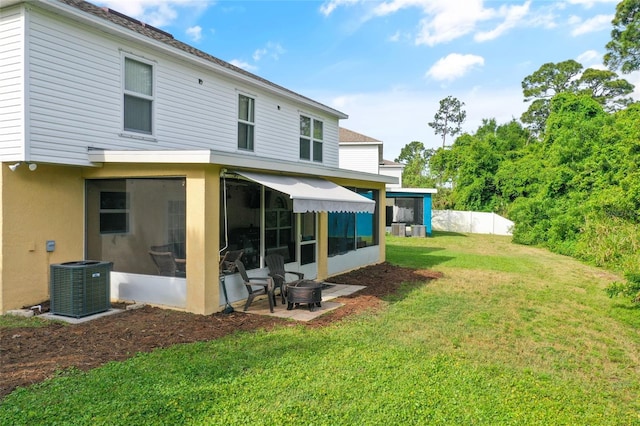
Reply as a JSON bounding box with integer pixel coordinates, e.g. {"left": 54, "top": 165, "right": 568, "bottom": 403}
{"left": 339, "top": 141, "right": 383, "bottom": 146}
{"left": 235, "top": 171, "right": 375, "bottom": 214}
{"left": 87, "top": 149, "right": 398, "bottom": 185}
{"left": 387, "top": 187, "right": 438, "bottom": 196}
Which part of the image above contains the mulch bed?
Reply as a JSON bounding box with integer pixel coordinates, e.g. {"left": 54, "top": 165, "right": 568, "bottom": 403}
{"left": 0, "top": 262, "right": 442, "bottom": 398}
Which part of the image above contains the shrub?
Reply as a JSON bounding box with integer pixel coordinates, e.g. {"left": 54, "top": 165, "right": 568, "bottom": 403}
{"left": 605, "top": 272, "right": 640, "bottom": 304}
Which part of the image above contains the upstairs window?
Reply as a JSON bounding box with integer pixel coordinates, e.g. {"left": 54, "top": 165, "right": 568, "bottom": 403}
{"left": 238, "top": 94, "right": 255, "bottom": 151}
{"left": 300, "top": 115, "right": 323, "bottom": 162}
{"left": 124, "top": 57, "right": 153, "bottom": 135}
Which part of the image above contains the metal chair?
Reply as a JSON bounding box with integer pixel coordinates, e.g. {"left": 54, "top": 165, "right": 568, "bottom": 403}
{"left": 265, "top": 253, "right": 304, "bottom": 304}
{"left": 235, "top": 260, "right": 275, "bottom": 313}
{"left": 219, "top": 249, "right": 244, "bottom": 274}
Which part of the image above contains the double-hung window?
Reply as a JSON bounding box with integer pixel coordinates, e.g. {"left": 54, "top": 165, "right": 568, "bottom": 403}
{"left": 238, "top": 94, "right": 255, "bottom": 151}
{"left": 299, "top": 115, "right": 323, "bottom": 162}
{"left": 123, "top": 57, "right": 154, "bottom": 135}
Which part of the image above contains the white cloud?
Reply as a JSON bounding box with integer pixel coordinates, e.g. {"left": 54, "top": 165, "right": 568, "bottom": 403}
{"left": 229, "top": 59, "right": 257, "bottom": 72}
{"left": 253, "top": 42, "right": 286, "bottom": 62}
{"left": 414, "top": 0, "right": 496, "bottom": 46}
{"left": 96, "top": 0, "right": 210, "bottom": 27}
{"left": 566, "top": 0, "right": 618, "bottom": 8}
{"left": 627, "top": 70, "right": 640, "bottom": 101}
{"left": 186, "top": 25, "right": 202, "bottom": 42}
{"left": 320, "top": 0, "right": 360, "bottom": 16}
{"left": 576, "top": 49, "right": 601, "bottom": 66}
{"left": 570, "top": 13, "right": 614, "bottom": 36}
{"left": 321, "top": 0, "right": 560, "bottom": 47}
{"left": 426, "top": 53, "right": 485, "bottom": 82}
{"left": 475, "top": 1, "right": 531, "bottom": 42}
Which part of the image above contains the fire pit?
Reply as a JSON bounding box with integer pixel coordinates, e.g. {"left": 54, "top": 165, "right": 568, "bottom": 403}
{"left": 285, "top": 280, "right": 322, "bottom": 311}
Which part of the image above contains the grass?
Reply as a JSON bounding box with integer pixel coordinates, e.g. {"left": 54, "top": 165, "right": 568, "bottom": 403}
{"left": 0, "top": 314, "right": 54, "bottom": 329}
{"left": 2, "top": 232, "right": 639, "bottom": 424}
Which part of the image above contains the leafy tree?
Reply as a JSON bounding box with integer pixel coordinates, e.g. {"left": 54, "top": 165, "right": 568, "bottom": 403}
{"left": 396, "top": 141, "right": 427, "bottom": 164}
{"left": 604, "top": 0, "right": 640, "bottom": 73}
{"left": 577, "top": 68, "right": 634, "bottom": 111}
{"left": 394, "top": 141, "right": 434, "bottom": 188}
{"left": 522, "top": 60, "right": 583, "bottom": 99}
{"left": 428, "top": 119, "right": 529, "bottom": 213}
{"left": 428, "top": 96, "right": 467, "bottom": 148}
{"left": 510, "top": 93, "right": 609, "bottom": 254}
{"left": 521, "top": 59, "right": 635, "bottom": 133}
{"left": 520, "top": 60, "right": 583, "bottom": 135}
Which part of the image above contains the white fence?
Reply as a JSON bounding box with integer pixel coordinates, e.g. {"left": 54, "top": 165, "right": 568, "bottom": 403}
{"left": 432, "top": 210, "right": 513, "bottom": 236}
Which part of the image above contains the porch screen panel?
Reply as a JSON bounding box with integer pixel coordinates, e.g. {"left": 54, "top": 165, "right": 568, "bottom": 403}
{"left": 220, "top": 179, "right": 264, "bottom": 270}
{"left": 328, "top": 188, "right": 379, "bottom": 257}
{"left": 86, "top": 178, "right": 186, "bottom": 277}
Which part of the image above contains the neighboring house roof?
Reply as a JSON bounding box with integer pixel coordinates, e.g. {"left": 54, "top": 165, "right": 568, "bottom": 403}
{"left": 339, "top": 127, "right": 384, "bottom": 164}
{"left": 380, "top": 159, "right": 404, "bottom": 167}
{"left": 38, "top": 0, "right": 347, "bottom": 119}
{"left": 339, "top": 128, "right": 382, "bottom": 144}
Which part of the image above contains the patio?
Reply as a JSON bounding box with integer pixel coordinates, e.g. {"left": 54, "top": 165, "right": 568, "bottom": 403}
{"left": 240, "top": 283, "right": 366, "bottom": 321}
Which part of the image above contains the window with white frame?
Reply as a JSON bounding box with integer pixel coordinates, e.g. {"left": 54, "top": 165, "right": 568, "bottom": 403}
{"left": 123, "top": 57, "right": 153, "bottom": 135}
{"left": 299, "top": 115, "right": 323, "bottom": 162}
{"left": 238, "top": 94, "right": 255, "bottom": 151}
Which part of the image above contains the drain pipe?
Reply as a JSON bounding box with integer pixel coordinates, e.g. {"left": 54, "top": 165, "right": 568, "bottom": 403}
{"left": 219, "top": 169, "right": 229, "bottom": 255}
{"left": 219, "top": 168, "right": 234, "bottom": 314}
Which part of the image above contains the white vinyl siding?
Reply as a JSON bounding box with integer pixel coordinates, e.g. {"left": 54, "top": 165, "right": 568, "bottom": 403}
{"left": 379, "top": 167, "right": 403, "bottom": 188}
{"left": 22, "top": 6, "right": 342, "bottom": 168}
{"left": 0, "top": 5, "right": 26, "bottom": 160}
{"left": 339, "top": 145, "right": 379, "bottom": 174}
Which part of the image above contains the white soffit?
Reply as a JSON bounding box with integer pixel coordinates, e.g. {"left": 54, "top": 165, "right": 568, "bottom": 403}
{"left": 236, "top": 171, "right": 376, "bottom": 214}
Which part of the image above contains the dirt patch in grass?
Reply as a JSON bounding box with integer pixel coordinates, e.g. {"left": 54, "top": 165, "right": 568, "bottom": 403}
{"left": 0, "top": 262, "right": 441, "bottom": 398}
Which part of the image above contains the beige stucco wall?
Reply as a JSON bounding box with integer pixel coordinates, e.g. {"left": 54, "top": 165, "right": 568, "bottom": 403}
{"left": 82, "top": 163, "right": 223, "bottom": 315}
{"left": 0, "top": 164, "right": 84, "bottom": 314}
{"left": 0, "top": 161, "right": 384, "bottom": 315}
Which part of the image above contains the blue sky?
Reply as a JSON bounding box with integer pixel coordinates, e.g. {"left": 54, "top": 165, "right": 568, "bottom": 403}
{"left": 95, "top": 0, "right": 639, "bottom": 160}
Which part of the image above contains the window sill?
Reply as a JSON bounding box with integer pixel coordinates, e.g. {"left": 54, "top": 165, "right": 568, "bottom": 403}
{"left": 119, "top": 132, "right": 157, "bottom": 142}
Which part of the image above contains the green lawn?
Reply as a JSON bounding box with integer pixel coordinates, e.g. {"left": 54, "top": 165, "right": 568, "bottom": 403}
{"left": 2, "top": 232, "right": 639, "bottom": 425}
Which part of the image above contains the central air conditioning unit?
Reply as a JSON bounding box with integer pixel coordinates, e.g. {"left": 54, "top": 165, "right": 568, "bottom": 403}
{"left": 50, "top": 261, "right": 113, "bottom": 318}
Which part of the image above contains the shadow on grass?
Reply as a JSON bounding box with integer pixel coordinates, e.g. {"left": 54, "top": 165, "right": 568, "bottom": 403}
{"left": 431, "top": 230, "right": 468, "bottom": 237}
{"left": 385, "top": 243, "right": 454, "bottom": 269}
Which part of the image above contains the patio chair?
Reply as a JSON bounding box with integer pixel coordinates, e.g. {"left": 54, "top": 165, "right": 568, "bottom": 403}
{"left": 265, "top": 253, "right": 304, "bottom": 304}
{"left": 235, "top": 260, "right": 275, "bottom": 313}
{"left": 148, "top": 250, "right": 186, "bottom": 277}
{"left": 219, "top": 249, "right": 244, "bottom": 275}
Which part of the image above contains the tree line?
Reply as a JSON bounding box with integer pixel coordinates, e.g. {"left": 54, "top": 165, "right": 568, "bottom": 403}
{"left": 397, "top": 0, "right": 640, "bottom": 302}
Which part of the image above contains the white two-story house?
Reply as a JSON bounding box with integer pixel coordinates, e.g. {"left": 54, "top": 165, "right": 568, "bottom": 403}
{"left": 0, "top": 0, "right": 395, "bottom": 315}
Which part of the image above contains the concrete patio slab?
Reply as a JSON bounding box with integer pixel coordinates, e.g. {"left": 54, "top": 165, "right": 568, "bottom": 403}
{"left": 241, "top": 283, "right": 365, "bottom": 322}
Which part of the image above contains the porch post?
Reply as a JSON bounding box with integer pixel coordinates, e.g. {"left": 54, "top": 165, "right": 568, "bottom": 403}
{"left": 379, "top": 187, "right": 387, "bottom": 262}
{"left": 316, "top": 212, "right": 329, "bottom": 280}
{"left": 185, "top": 167, "right": 221, "bottom": 315}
